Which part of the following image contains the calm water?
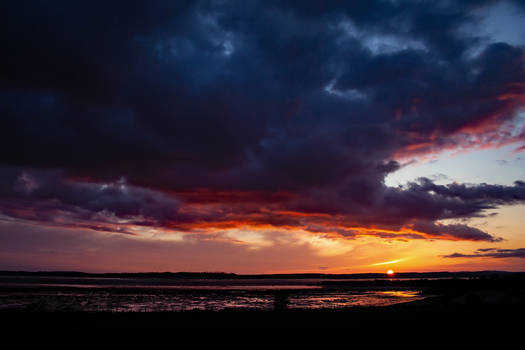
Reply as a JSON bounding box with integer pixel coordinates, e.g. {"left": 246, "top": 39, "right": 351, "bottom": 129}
{"left": 0, "top": 276, "right": 425, "bottom": 312}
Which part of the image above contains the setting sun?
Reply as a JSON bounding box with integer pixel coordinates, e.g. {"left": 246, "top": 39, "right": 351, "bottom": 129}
{"left": 387, "top": 269, "right": 395, "bottom": 276}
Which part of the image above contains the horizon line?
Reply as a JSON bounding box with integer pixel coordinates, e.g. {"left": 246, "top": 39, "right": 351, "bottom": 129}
{"left": 2, "top": 269, "right": 524, "bottom": 276}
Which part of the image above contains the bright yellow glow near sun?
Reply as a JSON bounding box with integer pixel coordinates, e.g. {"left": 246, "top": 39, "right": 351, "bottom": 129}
{"left": 387, "top": 269, "right": 395, "bottom": 275}
{"left": 370, "top": 258, "right": 406, "bottom": 266}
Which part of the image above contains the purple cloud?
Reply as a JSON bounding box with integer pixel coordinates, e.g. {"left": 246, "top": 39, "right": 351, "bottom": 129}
{"left": 443, "top": 248, "right": 525, "bottom": 259}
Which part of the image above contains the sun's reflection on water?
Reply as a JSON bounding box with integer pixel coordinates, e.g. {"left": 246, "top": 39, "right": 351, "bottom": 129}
{"left": 376, "top": 290, "right": 421, "bottom": 298}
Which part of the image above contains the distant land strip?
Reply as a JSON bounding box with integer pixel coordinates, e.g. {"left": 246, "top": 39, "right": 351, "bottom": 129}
{"left": 1, "top": 270, "right": 524, "bottom": 279}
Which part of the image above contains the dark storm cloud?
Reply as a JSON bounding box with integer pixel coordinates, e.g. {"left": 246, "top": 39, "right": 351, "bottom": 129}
{"left": 0, "top": 169, "right": 516, "bottom": 242}
{"left": 411, "top": 220, "right": 501, "bottom": 242}
{"left": 1, "top": 1, "right": 524, "bottom": 241}
{"left": 443, "top": 248, "right": 525, "bottom": 258}
{"left": 0, "top": 167, "right": 180, "bottom": 231}
{"left": 409, "top": 178, "right": 525, "bottom": 204}
{"left": 367, "top": 177, "right": 525, "bottom": 231}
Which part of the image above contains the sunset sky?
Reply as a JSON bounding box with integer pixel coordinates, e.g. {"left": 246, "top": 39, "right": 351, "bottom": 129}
{"left": 1, "top": 0, "right": 525, "bottom": 273}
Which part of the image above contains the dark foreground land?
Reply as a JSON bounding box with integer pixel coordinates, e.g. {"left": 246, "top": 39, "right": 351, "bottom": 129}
{"left": 2, "top": 273, "right": 525, "bottom": 340}
{"left": 3, "top": 296, "right": 523, "bottom": 329}
{"left": 2, "top": 299, "right": 524, "bottom": 346}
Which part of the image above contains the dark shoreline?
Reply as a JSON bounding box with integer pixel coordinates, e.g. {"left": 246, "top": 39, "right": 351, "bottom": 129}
{"left": 2, "top": 294, "right": 524, "bottom": 345}
{"left": 2, "top": 296, "right": 524, "bottom": 333}
{"left": 2, "top": 287, "right": 525, "bottom": 329}
{"left": 2, "top": 272, "right": 524, "bottom": 336}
